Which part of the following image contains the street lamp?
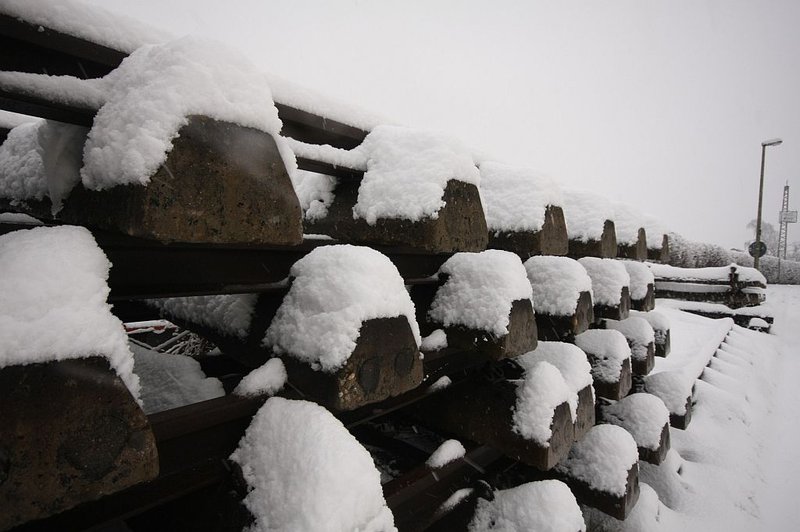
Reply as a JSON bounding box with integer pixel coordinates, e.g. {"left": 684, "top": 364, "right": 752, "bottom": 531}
{"left": 754, "top": 138, "right": 783, "bottom": 270}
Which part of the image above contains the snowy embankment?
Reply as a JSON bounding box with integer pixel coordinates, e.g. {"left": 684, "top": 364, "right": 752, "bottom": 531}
{"left": 592, "top": 286, "right": 798, "bottom": 531}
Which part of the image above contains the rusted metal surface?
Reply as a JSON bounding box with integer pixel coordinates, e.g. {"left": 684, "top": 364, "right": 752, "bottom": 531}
{"left": 568, "top": 220, "right": 618, "bottom": 259}
{"left": 487, "top": 205, "right": 568, "bottom": 258}
{"left": 0, "top": 358, "right": 158, "bottom": 530}
{"left": 535, "top": 291, "right": 594, "bottom": 341}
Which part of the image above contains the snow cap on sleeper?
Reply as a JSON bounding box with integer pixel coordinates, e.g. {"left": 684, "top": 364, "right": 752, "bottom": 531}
{"left": 612, "top": 202, "right": 646, "bottom": 246}
{"left": 622, "top": 260, "right": 654, "bottom": 301}
{"left": 629, "top": 309, "right": 670, "bottom": 332}
{"left": 556, "top": 424, "right": 639, "bottom": 497}
{"left": 645, "top": 371, "right": 692, "bottom": 415}
{"left": 604, "top": 317, "right": 655, "bottom": 347}
{"left": 574, "top": 329, "right": 632, "bottom": 383}
{"left": 524, "top": 256, "right": 592, "bottom": 316}
{"left": 0, "top": 226, "right": 140, "bottom": 398}
{"left": 512, "top": 361, "right": 572, "bottom": 446}
{"left": 426, "top": 439, "right": 466, "bottom": 469}
{"left": 428, "top": 250, "right": 532, "bottom": 337}
{"left": 234, "top": 358, "right": 288, "bottom": 398}
{"left": 562, "top": 189, "right": 615, "bottom": 242}
{"left": 468, "top": 480, "right": 586, "bottom": 532}
{"left": 577, "top": 257, "right": 630, "bottom": 306}
{"left": 479, "top": 161, "right": 563, "bottom": 234}
{"left": 230, "top": 397, "right": 396, "bottom": 532}
{"left": 601, "top": 393, "right": 670, "bottom": 451}
{"left": 263, "top": 245, "right": 420, "bottom": 373}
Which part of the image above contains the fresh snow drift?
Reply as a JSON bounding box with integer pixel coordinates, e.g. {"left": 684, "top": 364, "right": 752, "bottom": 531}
{"left": 524, "top": 255, "right": 593, "bottom": 316}
{"left": 0, "top": 226, "right": 139, "bottom": 397}
{"left": 230, "top": 397, "right": 395, "bottom": 532}
{"left": 263, "top": 245, "right": 420, "bottom": 372}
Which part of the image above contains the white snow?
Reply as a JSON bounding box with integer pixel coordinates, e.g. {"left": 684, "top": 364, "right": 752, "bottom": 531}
{"left": 0, "top": 212, "right": 41, "bottom": 224}
{"left": 428, "top": 250, "right": 532, "bottom": 337}
{"left": 0, "top": 226, "right": 139, "bottom": 397}
{"left": 655, "top": 298, "right": 773, "bottom": 318}
{"left": 291, "top": 169, "right": 338, "bottom": 221}
{"left": 524, "top": 255, "right": 593, "bottom": 316}
{"left": 574, "top": 329, "right": 632, "bottom": 384}
{"left": 622, "top": 260, "right": 654, "bottom": 301}
{"left": 263, "top": 245, "right": 420, "bottom": 373}
{"left": 469, "top": 480, "right": 586, "bottom": 532}
{"left": 428, "top": 375, "right": 452, "bottom": 393}
{"left": 612, "top": 203, "right": 646, "bottom": 246}
{"left": 512, "top": 361, "right": 572, "bottom": 446}
{"left": 234, "top": 358, "right": 288, "bottom": 398}
{"left": 648, "top": 263, "right": 766, "bottom": 285}
{"left": 0, "top": 110, "right": 37, "bottom": 130}
{"left": 0, "top": 0, "right": 169, "bottom": 54}
{"left": 556, "top": 424, "right": 639, "bottom": 497}
{"left": 561, "top": 189, "right": 615, "bottom": 242}
{"left": 438, "top": 488, "right": 473, "bottom": 514}
{"left": 643, "top": 371, "right": 691, "bottom": 416}
{"left": 426, "top": 439, "right": 466, "bottom": 469}
{"left": 748, "top": 317, "right": 769, "bottom": 329}
{"left": 479, "top": 161, "right": 563, "bottom": 234}
{"left": 420, "top": 329, "right": 448, "bottom": 352}
{"left": 230, "top": 397, "right": 395, "bottom": 532}
{"left": 629, "top": 309, "right": 671, "bottom": 332}
{"left": 601, "top": 393, "right": 670, "bottom": 450}
{"left": 151, "top": 294, "right": 258, "bottom": 339}
{"left": 516, "top": 341, "right": 594, "bottom": 420}
{"left": 578, "top": 257, "right": 630, "bottom": 306}
{"left": 0, "top": 119, "right": 87, "bottom": 212}
{"left": 352, "top": 125, "right": 480, "bottom": 224}
{"left": 130, "top": 342, "right": 224, "bottom": 414}
{"left": 604, "top": 317, "right": 655, "bottom": 361}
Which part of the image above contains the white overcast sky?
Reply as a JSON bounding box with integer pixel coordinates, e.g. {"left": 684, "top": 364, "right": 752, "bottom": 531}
{"left": 88, "top": 0, "right": 800, "bottom": 250}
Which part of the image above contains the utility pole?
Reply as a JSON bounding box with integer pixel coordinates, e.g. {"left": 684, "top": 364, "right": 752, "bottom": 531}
{"left": 754, "top": 138, "right": 783, "bottom": 270}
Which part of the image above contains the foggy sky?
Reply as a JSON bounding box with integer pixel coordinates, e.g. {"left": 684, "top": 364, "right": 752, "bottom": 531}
{"left": 87, "top": 0, "right": 800, "bottom": 250}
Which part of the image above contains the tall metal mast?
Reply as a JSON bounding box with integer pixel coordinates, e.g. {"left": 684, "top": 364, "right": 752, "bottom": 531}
{"left": 778, "top": 183, "right": 791, "bottom": 259}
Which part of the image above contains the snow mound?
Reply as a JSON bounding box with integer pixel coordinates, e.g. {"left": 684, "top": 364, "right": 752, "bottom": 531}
{"left": 612, "top": 203, "right": 646, "bottom": 246}
{"left": 601, "top": 393, "right": 670, "bottom": 450}
{"left": 578, "top": 258, "right": 630, "bottom": 306}
{"left": 426, "top": 439, "right": 466, "bottom": 469}
{"left": 230, "top": 397, "right": 395, "bottom": 532}
{"left": 644, "top": 371, "right": 692, "bottom": 415}
{"left": 429, "top": 250, "right": 532, "bottom": 337}
{"left": 524, "top": 256, "right": 593, "bottom": 316}
{"left": 604, "top": 317, "right": 655, "bottom": 361}
{"left": 512, "top": 361, "right": 572, "bottom": 446}
{"left": 151, "top": 294, "right": 258, "bottom": 339}
{"left": 291, "top": 169, "right": 338, "bottom": 221}
{"left": 0, "top": 226, "right": 139, "bottom": 398}
{"left": 353, "top": 125, "right": 480, "bottom": 224}
{"left": 469, "top": 480, "right": 585, "bottom": 532}
{"left": 479, "top": 161, "right": 563, "bottom": 234}
{"left": 264, "top": 245, "right": 420, "bottom": 372}
{"left": 234, "top": 358, "right": 288, "bottom": 398}
{"left": 82, "top": 36, "right": 291, "bottom": 190}
{"left": 131, "top": 343, "right": 223, "bottom": 414}
{"left": 562, "top": 189, "right": 615, "bottom": 242}
{"left": 556, "top": 424, "right": 639, "bottom": 496}
{"left": 621, "top": 261, "right": 654, "bottom": 301}
{"left": 574, "top": 329, "right": 632, "bottom": 383}
{"left": 516, "top": 342, "right": 594, "bottom": 420}
{"left": 421, "top": 329, "right": 448, "bottom": 351}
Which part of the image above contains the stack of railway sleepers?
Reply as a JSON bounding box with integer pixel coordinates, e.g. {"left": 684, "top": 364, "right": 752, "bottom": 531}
{"left": 650, "top": 263, "right": 767, "bottom": 309}
{"left": 0, "top": 4, "right": 692, "bottom": 531}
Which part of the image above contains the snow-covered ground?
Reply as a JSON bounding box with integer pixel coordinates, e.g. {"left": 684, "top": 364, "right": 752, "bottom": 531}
{"left": 591, "top": 285, "right": 800, "bottom": 531}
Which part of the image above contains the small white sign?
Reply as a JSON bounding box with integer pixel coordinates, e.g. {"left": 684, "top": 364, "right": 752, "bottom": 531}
{"left": 780, "top": 210, "right": 798, "bottom": 223}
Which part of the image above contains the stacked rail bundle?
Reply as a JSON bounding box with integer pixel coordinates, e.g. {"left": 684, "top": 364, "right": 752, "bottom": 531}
{"left": 650, "top": 263, "right": 768, "bottom": 312}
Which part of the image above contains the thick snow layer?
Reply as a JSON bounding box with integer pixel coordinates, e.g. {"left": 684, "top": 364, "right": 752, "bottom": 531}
{"left": 426, "top": 439, "right": 466, "bottom": 469}
{"left": 622, "top": 261, "right": 654, "bottom": 300}
{"left": 420, "top": 329, "right": 448, "bottom": 351}
{"left": 630, "top": 309, "right": 671, "bottom": 332}
{"left": 479, "top": 161, "right": 563, "bottom": 234}
{"left": 641, "top": 215, "right": 669, "bottom": 250}
{"left": 748, "top": 317, "right": 769, "bottom": 328}
{"left": 602, "top": 393, "right": 670, "bottom": 450}
{"left": 604, "top": 317, "right": 655, "bottom": 346}
{"left": 264, "top": 245, "right": 420, "bottom": 373}
{"left": 82, "top": 36, "right": 290, "bottom": 190}
{"left": 0, "top": 70, "right": 105, "bottom": 109}
{"left": 234, "top": 358, "right": 288, "bottom": 398}
{"left": 0, "top": 0, "right": 168, "bottom": 53}
{"left": 151, "top": 294, "right": 258, "bottom": 339}
{"left": 524, "top": 256, "right": 593, "bottom": 316}
{"left": 612, "top": 203, "right": 646, "bottom": 245}
{"left": 0, "top": 212, "right": 41, "bottom": 224}
{"left": 648, "top": 263, "right": 766, "bottom": 285}
{"left": 0, "top": 110, "right": 37, "bottom": 129}
{"left": 577, "top": 258, "right": 630, "bottom": 306}
{"left": 469, "top": 480, "right": 585, "bottom": 532}
{"left": 516, "top": 342, "right": 594, "bottom": 420}
{"left": 574, "top": 329, "right": 632, "bottom": 383}
{"left": 0, "top": 226, "right": 139, "bottom": 397}
{"left": 556, "top": 424, "right": 638, "bottom": 496}
{"left": 0, "top": 119, "right": 87, "bottom": 211}
{"left": 230, "top": 398, "right": 395, "bottom": 532}
{"left": 562, "top": 189, "right": 615, "bottom": 242}
{"left": 429, "top": 250, "right": 532, "bottom": 337}
{"left": 130, "top": 343, "right": 224, "bottom": 414}
{"left": 291, "top": 169, "right": 338, "bottom": 221}
{"left": 512, "top": 361, "right": 572, "bottom": 446}
{"left": 353, "top": 125, "right": 480, "bottom": 224}
{"left": 644, "top": 371, "right": 691, "bottom": 415}
{"left": 655, "top": 298, "right": 773, "bottom": 318}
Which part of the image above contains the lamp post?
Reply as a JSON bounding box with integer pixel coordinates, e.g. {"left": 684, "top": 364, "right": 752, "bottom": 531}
{"left": 754, "top": 138, "right": 783, "bottom": 270}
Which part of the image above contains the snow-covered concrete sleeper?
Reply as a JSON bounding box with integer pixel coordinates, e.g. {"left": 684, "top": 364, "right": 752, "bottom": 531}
{"left": 578, "top": 257, "right": 632, "bottom": 321}
{"left": 574, "top": 329, "right": 634, "bottom": 400}
{"left": 562, "top": 189, "right": 618, "bottom": 259}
